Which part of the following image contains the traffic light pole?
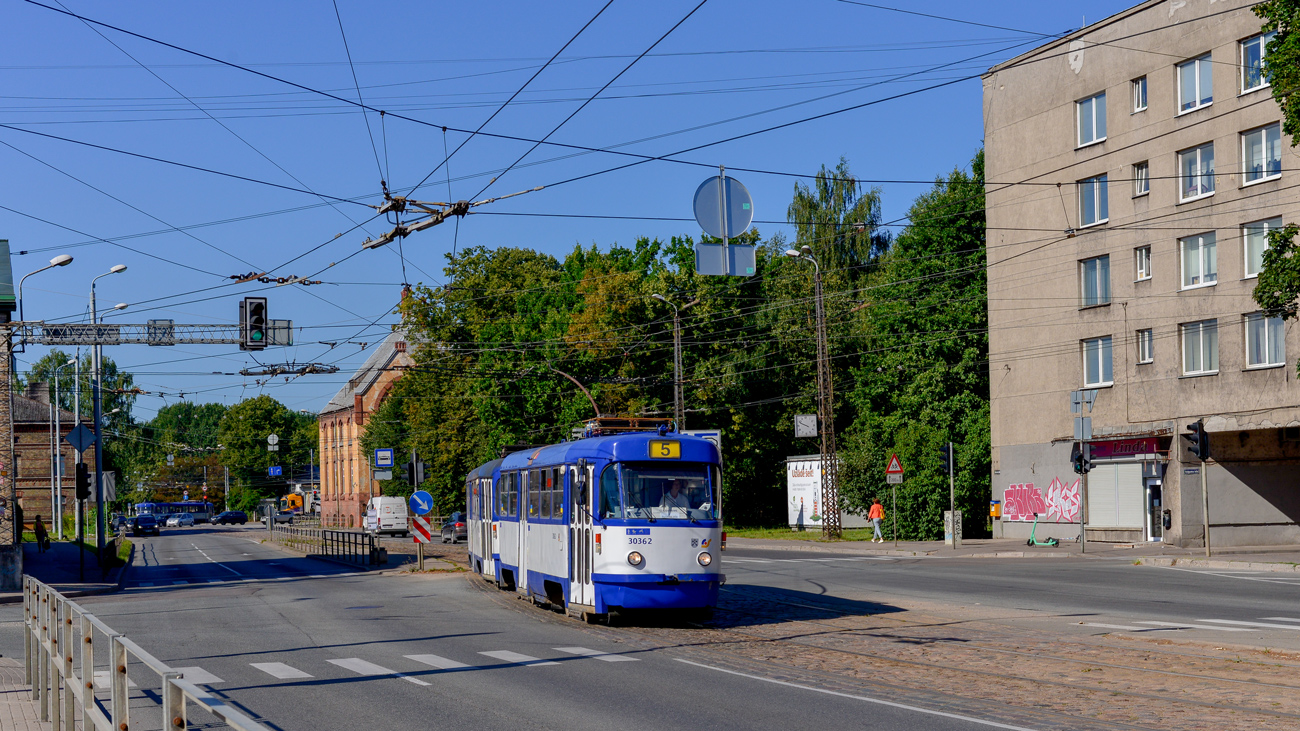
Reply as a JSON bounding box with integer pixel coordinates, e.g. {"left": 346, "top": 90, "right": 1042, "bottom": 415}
{"left": 1201, "top": 456, "right": 1210, "bottom": 558}
{"left": 1080, "top": 465, "right": 1088, "bottom": 555}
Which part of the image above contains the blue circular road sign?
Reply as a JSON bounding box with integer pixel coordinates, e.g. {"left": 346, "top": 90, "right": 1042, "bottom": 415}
{"left": 409, "top": 490, "right": 434, "bottom": 516}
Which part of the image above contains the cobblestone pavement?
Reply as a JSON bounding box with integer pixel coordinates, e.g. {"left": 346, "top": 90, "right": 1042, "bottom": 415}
{"left": 0, "top": 658, "right": 44, "bottom": 731}
{"left": 466, "top": 574, "right": 1300, "bottom": 731}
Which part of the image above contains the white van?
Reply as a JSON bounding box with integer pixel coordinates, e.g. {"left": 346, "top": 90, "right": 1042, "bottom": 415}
{"left": 365, "top": 496, "right": 409, "bottom": 536}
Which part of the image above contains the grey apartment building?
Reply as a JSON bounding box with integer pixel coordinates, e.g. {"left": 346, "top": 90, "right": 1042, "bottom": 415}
{"left": 983, "top": 0, "right": 1300, "bottom": 547}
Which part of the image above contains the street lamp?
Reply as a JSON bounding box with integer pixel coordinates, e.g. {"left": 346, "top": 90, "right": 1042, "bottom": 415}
{"left": 16, "top": 254, "right": 73, "bottom": 349}
{"left": 89, "top": 264, "right": 126, "bottom": 574}
{"left": 52, "top": 358, "right": 75, "bottom": 540}
{"left": 651, "top": 293, "right": 699, "bottom": 430}
{"left": 785, "top": 246, "right": 841, "bottom": 539}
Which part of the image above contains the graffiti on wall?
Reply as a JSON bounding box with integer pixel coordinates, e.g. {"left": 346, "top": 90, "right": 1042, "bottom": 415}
{"left": 1003, "top": 477, "right": 1080, "bottom": 522}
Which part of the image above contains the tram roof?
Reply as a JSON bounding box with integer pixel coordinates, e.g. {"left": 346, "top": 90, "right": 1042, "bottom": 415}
{"left": 498, "top": 431, "right": 720, "bottom": 472}
{"left": 465, "top": 457, "right": 505, "bottom": 482}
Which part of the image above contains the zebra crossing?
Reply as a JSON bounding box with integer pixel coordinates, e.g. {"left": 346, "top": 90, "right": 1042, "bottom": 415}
{"left": 1080, "top": 616, "right": 1300, "bottom": 633}
{"left": 154, "top": 644, "right": 641, "bottom": 690}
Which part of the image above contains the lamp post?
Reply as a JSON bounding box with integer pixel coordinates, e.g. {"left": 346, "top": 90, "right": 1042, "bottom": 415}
{"left": 784, "top": 246, "right": 841, "bottom": 539}
{"left": 90, "top": 265, "right": 126, "bottom": 573}
{"left": 16, "top": 254, "right": 73, "bottom": 350}
{"left": 651, "top": 294, "right": 699, "bottom": 430}
{"left": 52, "top": 358, "right": 75, "bottom": 540}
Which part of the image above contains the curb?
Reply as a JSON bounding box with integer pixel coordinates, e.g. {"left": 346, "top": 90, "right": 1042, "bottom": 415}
{"left": 1133, "top": 556, "right": 1300, "bottom": 574}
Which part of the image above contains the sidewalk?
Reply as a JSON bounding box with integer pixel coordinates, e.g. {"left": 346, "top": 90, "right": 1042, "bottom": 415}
{"left": 728, "top": 535, "right": 1300, "bottom": 573}
{"left": 0, "top": 658, "right": 42, "bottom": 731}
{"left": 0, "top": 540, "right": 127, "bottom": 604}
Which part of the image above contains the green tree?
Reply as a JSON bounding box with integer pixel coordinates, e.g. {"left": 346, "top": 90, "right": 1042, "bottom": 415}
{"left": 1252, "top": 3, "right": 1300, "bottom": 372}
{"left": 216, "top": 395, "right": 314, "bottom": 511}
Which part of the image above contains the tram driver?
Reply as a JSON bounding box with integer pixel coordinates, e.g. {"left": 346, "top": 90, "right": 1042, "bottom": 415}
{"left": 659, "top": 479, "right": 692, "bottom": 512}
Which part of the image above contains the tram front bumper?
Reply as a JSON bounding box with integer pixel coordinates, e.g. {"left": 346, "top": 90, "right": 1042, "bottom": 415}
{"left": 591, "top": 573, "right": 722, "bottom": 611}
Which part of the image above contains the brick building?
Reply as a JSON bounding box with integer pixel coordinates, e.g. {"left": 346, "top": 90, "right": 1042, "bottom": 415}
{"left": 13, "top": 382, "right": 80, "bottom": 528}
{"left": 983, "top": 0, "right": 1300, "bottom": 547}
{"left": 319, "top": 330, "right": 412, "bottom": 528}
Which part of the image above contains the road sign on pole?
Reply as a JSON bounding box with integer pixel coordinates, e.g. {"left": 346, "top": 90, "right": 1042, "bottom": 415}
{"left": 268, "top": 466, "right": 282, "bottom": 477}
{"left": 409, "top": 490, "right": 433, "bottom": 516}
{"left": 65, "top": 423, "right": 96, "bottom": 453}
{"left": 412, "top": 515, "right": 433, "bottom": 543}
{"left": 266, "top": 434, "right": 279, "bottom": 445}
{"left": 885, "top": 454, "right": 904, "bottom": 475}
{"left": 375, "top": 448, "right": 394, "bottom": 468}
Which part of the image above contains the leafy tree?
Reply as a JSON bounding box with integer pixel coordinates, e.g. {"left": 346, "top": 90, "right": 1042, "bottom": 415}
{"left": 1252, "top": 3, "right": 1300, "bottom": 372}
{"left": 216, "top": 395, "right": 315, "bottom": 511}
{"left": 26, "top": 349, "right": 135, "bottom": 430}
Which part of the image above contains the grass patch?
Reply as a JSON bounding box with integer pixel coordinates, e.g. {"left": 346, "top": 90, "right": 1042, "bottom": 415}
{"left": 725, "top": 526, "right": 880, "bottom": 542}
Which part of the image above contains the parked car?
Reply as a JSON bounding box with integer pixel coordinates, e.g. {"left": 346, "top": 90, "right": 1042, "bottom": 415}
{"left": 131, "top": 514, "right": 161, "bottom": 537}
{"left": 212, "top": 511, "right": 248, "bottom": 525}
{"left": 110, "top": 514, "right": 130, "bottom": 531}
{"left": 441, "top": 512, "right": 467, "bottom": 544}
{"left": 165, "top": 513, "right": 194, "bottom": 527}
{"left": 273, "top": 511, "right": 295, "bottom": 524}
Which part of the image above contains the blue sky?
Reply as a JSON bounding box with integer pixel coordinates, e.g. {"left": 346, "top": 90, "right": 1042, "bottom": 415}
{"left": 0, "top": 0, "right": 1136, "bottom": 420}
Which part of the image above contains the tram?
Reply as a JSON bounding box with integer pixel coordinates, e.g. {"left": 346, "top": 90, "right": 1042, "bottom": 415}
{"left": 466, "top": 418, "right": 723, "bottom": 618}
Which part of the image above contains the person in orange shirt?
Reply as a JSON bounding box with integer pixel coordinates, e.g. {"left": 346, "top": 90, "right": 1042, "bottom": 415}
{"left": 867, "top": 499, "right": 885, "bottom": 543}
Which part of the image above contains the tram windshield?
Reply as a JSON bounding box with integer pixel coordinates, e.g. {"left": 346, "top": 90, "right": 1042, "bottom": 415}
{"left": 611, "top": 462, "right": 719, "bottom": 521}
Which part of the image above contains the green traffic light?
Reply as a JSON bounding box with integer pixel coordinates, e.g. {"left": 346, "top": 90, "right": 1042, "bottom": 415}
{"left": 252, "top": 331, "right": 263, "bottom": 340}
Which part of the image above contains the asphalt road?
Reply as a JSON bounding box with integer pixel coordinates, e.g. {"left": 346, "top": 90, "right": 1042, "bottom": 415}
{"left": 0, "top": 527, "right": 1009, "bottom": 731}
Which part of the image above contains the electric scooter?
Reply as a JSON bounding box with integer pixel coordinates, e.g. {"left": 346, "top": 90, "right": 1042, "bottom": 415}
{"left": 1026, "top": 512, "right": 1060, "bottom": 547}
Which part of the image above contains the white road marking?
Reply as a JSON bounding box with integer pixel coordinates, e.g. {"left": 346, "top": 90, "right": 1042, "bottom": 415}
{"left": 1197, "top": 619, "right": 1300, "bottom": 631}
{"left": 1080, "top": 622, "right": 1147, "bottom": 631}
{"left": 479, "top": 650, "right": 558, "bottom": 666}
{"left": 250, "top": 662, "right": 312, "bottom": 680}
{"left": 553, "top": 646, "right": 639, "bottom": 662}
{"left": 173, "top": 667, "right": 224, "bottom": 684}
{"left": 405, "top": 654, "right": 471, "bottom": 670}
{"left": 328, "top": 658, "right": 430, "bottom": 686}
{"left": 92, "top": 670, "right": 136, "bottom": 689}
{"left": 676, "top": 659, "right": 1042, "bottom": 731}
{"left": 1261, "top": 617, "right": 1300, "bottom": 623}
{"left": 1157, "top": 565, "right": 1300, "bottom": 586}
{"left": 191, "top": 543, "right": 243, "bottom": 576}
{"left": 1135, "top": 621, "right": 1253, "bottom": 632}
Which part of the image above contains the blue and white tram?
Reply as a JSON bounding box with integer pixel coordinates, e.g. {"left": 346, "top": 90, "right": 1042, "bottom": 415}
{"left": 466, "top": 424, "right": 723, "bottom": 617}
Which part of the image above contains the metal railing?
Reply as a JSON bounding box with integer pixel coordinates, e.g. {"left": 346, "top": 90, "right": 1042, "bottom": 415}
{"left": 23, "top": 576, "right": 269, "bottom": 731}
{"left": 270, "top": 524, "right": 385, "bottom": 566}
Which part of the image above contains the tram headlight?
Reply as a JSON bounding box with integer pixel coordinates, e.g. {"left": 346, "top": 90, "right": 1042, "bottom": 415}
{"left": 697, "top": 552, "right": 713, "bottom": 567}
{"left": 627, "top": 551, "right": 644, "bottom": 567}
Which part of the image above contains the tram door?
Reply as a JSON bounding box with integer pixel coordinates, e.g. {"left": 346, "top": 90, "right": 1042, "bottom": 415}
{"left": 485, "top": 477, "right": 499, "bottom": 569}
{"left": 568, "top": 462, "right": 595, "bottom": 607}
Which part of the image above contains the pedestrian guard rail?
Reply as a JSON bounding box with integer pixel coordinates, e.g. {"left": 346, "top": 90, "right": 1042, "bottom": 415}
{"left": 270, "top": 524, "right": 387, "bottom": 566}
{"left": 23, "top": 575, "right": 270, "bottom": 731}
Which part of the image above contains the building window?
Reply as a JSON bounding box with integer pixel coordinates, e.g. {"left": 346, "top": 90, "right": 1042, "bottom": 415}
{"left": 1242, "top": 124, "right": 1282, "bottom": 184}
{"left": 1077, "top": 92, "right": 1107, "bottom": 147}
{"left": 1182, "top": 320, "right": 1219, "bottom": 375}
{"left": 1242, "top": 31, "right": 1276, "bottom": 93}
{"left": 1080, "top": 255, "right": 1111, "bottom": 306}
{"left": 1177, "top": 54, "right": 1213, "bottom": 112}
{"left": 1245, "top": 313, "right": 1285, "bottom": 368}
{"left": 1137, "top": 329, "right": 1154, "bottom": 364}
{"left": 1132, "top": 76, "right": 1147, "bottom": 112}
{"left": 1244, "top": 217, "right": 1282, "bottom": 278}
{"left": 1135, "top": 246, "right": 1152, "bottom": 281}
{"left": 1083, "top": 336, "right": 1114, "bottom": 387}
{"left": 1178, "top": 143, "right": 1214, "bottom": 201}
{"left": 1078, "top": 175, "right": 1108, "bottom": 226}
{"left": 1133, "top": 161, "right": 1149, "bottom": 196}
{"left": 1180, "top": 233, "right": 1217, "bottom": 289}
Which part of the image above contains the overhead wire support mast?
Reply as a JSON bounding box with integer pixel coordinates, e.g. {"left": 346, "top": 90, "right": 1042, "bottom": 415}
{"left": 360, "top": 186, "right": 542, "bottom": 250}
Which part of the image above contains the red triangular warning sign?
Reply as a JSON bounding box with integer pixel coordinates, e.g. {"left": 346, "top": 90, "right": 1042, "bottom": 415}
{"left": 886, "top": 454, "right": 904, "bottom": 474}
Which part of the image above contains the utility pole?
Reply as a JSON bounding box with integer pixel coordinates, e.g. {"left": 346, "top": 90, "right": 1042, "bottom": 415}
{"left": 785, "top": 246, "right": 840, "bottom": 538}
{"left": 223, "top": 466, "right": 229, "bottom": 513}
{"left": 651, "top": 294, "right": 698, "bottom": 429}
{"left": 947, "top": 441, "right": 955, "bottom": 528}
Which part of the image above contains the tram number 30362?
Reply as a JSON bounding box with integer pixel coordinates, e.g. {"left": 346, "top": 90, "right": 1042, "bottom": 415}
{"left": 629, "top": 536, "right": 653, "bottom": 545}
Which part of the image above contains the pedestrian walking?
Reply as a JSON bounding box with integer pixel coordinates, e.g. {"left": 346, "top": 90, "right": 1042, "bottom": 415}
{"left": 868, "top": 499, "right": 885, "bottom": 542}
{"left": 33, "top": 514, "right": 50, "bottom": 553}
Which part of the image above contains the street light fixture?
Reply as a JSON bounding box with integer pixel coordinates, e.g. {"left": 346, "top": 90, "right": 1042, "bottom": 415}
{"left": 787, "top": 246, "right": 841, "bottom": 539}
{"left": 651, "top": 293, "right": 699, "bottom": 430}
{"left": 16, "top": 254, "right": 73, "bottom": 347}
{"left": 89, "top": 264, "right": 127, "bottom": 575}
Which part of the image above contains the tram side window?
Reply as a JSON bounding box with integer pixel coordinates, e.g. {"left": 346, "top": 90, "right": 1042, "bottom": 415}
{"left": 505, "top": 472, "right": 517, "bottom": 518}
{"left": 497, "top": 475, "right": 508, "bottom": 516}
{"left": 600, "top": 465, "right": 623, "bottom": 519}
{"left": 551, "top": 467, "right": 564, "bottom": 520}
{"left": 528, "top": 470, "right": 540, "bottom": 518}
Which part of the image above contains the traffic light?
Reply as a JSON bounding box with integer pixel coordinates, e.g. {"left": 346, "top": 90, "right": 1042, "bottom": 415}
{"left": 937, "top": 443, "right": 952, "bottom": 475}
{"left": 1071, "top": 442, "right": 1093, "bottom": 474}
{"left": 240, "top": 296, "right": 268, "bottom": 351}
{"left": 407, "top": 460, "right": 427, "bottom": 486}
{"left": 1185, "top": 420, "right": 1210, "bottom": 461}
{"left": 75, "top": 462, "right": 91, "bottom": 500}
